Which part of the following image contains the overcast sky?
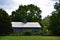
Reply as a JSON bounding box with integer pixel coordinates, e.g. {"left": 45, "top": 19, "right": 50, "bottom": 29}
{"left": 0, "top": 0, "right": 59, "bottom": 19}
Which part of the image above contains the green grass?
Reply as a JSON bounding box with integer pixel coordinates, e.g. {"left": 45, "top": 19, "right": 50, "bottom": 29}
{"left": 0, "top": 36, "right": 60, "bottom": 40}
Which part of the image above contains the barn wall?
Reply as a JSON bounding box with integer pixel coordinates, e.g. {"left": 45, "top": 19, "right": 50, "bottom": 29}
{"left": 13, "top": 27, "right": 41, "bottom": 33}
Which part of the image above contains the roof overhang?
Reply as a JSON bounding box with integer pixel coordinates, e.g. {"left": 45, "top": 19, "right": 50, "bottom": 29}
{"left": 11, "top": 22, "right": 41, "bottom": 28}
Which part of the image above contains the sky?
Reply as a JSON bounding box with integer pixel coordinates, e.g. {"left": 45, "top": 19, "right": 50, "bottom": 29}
{"left": 0, "top": 0, "right": 59, "bottom": 19}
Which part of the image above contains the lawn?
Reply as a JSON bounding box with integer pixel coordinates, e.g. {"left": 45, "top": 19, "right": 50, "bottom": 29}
{"left": 0, "top": 36, "right": 60, "bottom": 40}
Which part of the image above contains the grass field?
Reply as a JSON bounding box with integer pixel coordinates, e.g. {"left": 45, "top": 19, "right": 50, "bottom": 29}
{"left": 0, "top": 36, "right": 60, "bottom": 40}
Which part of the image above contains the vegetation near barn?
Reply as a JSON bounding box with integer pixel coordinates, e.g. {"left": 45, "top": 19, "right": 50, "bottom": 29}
{"left": 0, "top": 9, "right": 13, "bottom": 35}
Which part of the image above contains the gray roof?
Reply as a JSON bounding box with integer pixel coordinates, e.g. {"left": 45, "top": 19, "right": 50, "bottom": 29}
{"left": 11, "top": 22, "right": 41, "bottom": 28}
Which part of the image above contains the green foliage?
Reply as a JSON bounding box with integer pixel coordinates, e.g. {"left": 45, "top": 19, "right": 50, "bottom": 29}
{"left": 23, "top": 32, "right": 32, "bottom": 36}
{"left": 0, "top": 9, "right": 13, "bottom": 35}
{"left": 42, "top": 16, "right": 51, "bottom": 35}
{"left": 11, "top": 4, "right": 42, "bottom": 23}
{"left": 49, "top": 2, "right": 60, "bottom": 36}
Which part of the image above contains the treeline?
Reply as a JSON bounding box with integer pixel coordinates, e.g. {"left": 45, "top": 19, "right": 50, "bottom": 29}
{"left": 42, "top": 2, "right": 60, "bottom": 36}
{"left": 0, "top": 9, "right": 13, "bottom": 35}
{"left": 0, "top": 1, "right": 60, "bottom": 36}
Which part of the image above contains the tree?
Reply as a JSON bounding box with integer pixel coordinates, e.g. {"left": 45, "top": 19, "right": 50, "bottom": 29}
{"left": 42, "top": 15, "right": 52, "bottom": 35}
{"left": 11, "top": 4, "right": 42, "bottom": 24}
{"left": 0, "top": 9, "right": 12, "bottom": 35}
{"left": 49, "top": 2, "right": 60, "bottom": 36}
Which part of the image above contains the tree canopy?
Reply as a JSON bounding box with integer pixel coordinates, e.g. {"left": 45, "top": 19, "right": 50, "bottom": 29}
{"left": 11, "top": 4, "right": 42, "bottom": 23}
{"left": 0, "top": 9, "right": 12, "bottom": 35}
{"left": 49, "top": 2, "right": 60, "bottom": 36}
{"left": 42, "top": 15, "right": 51, "bottom": 35}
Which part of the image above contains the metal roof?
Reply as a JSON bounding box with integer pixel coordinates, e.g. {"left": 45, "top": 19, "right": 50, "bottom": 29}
{"left": 11, "top": 22, "right": 41, "bottom": 28}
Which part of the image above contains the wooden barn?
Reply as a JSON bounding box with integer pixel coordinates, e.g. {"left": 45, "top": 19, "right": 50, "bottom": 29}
{"left": 11, "top": 22, "right": 41, "bottom": 33}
